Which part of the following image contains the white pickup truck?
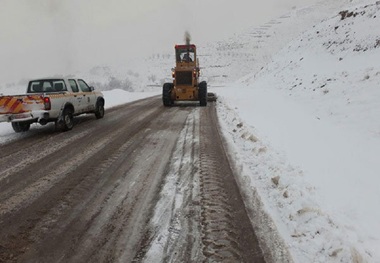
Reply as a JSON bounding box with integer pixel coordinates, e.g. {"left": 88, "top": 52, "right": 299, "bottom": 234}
{"left": 0, "top": 78, "right": 105, "bottom": 132}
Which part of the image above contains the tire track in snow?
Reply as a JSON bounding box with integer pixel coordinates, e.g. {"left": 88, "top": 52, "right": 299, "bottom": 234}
{"left": 199, "top": 103, "right": 265, "bottom": 262}
{"left": 142, "top": 103, "right": 266, "bottom": 262}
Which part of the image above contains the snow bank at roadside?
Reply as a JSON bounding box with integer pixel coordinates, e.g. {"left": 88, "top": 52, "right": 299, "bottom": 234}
{"left": 216, "top": 89, "right": 370, "bottom": 262}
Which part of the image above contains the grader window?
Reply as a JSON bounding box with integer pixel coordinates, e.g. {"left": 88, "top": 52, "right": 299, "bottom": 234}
{"left": 176, "top": 47, "right": 195, "bottom": 62}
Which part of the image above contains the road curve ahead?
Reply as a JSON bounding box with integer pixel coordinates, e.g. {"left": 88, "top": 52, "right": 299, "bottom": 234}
{"left": 0, "top": 96, "right": 265, "bottom": 262}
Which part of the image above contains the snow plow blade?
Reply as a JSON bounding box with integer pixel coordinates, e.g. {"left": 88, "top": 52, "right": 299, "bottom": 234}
{"left": 207, "top": 92, "right": 217, "bottom": 102}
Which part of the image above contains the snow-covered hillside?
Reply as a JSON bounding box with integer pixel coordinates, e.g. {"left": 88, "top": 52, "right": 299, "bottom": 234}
{"left": 214, "top": 1, "right": 380, "bottom": 262}
{"left": 1, "top": 0, "right": 379, "bottom": 262}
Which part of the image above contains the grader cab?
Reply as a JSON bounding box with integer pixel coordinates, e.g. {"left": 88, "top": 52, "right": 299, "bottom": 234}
{"left": 162, "top": 44, "right": 207, "bottom": 106}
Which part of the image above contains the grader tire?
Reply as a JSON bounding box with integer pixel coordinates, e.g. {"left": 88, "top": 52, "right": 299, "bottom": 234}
{"left": 199, "top": 81, "right": 207, "bottom": 107}
{"left": 162, "top": 83, "right": 173, "bottom": 107}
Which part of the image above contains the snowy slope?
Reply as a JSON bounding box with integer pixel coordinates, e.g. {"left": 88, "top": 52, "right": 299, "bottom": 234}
{"left": 215, "top": 1, "right": 380, "bottom": 262}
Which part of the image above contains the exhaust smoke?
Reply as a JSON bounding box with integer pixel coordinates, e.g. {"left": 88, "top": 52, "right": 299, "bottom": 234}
{"left": 184, "top": 31, "right": 191, "bottom": 46}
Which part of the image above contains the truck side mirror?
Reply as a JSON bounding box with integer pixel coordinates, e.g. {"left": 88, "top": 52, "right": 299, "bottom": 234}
{"left": 89, "top": 86, "right": 95, "bottom": 92}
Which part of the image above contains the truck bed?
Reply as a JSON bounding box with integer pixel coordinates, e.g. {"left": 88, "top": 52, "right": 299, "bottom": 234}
{"left": 0, "top": 94, "right": 45, "bottom": 115}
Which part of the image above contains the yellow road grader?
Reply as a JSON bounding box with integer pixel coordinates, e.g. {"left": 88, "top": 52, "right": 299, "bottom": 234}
{"left": 162, "top": 42, "right": 208, "bottom": 107}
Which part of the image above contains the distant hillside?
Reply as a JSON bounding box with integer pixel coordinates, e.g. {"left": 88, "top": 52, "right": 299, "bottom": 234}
{"left": 248, "top": 0, "right": 380, "bottom": 137}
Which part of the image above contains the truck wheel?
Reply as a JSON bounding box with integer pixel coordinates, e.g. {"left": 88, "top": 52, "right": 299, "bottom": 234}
{"left": 61, "top": 108, "right": 74, "bottom": 131}
{"left": 199, "top": 81, "right": 207, "bottom": 107}
{"left": 95, "top": 100, "right": 105, "bottom": 119}
{"left": 162, "top": 83, "right": 173, "bottom": 107}
{"left": 12, "top": 122, "right": 30, "bottom": 133}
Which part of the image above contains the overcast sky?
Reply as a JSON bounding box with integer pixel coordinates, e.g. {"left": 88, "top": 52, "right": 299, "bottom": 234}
{"left": 0, "top": 0, "right": 323, "bottom": 84}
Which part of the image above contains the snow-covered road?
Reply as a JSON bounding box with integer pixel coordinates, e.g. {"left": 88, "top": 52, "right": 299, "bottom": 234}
{"left": 0, "top": 97, "right": 267, "bottom": 262}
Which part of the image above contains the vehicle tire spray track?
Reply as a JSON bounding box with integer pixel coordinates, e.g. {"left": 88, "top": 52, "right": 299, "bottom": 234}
{"left": 199, "top": 103, "right": 266, "bottom": 262}
{"left": 139, "top": 109, "right": 204, "bottom": 263}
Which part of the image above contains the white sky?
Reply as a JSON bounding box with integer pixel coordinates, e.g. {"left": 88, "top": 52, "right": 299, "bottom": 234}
{"left": 0, "top": 0, "right": 322, "bottom": 83}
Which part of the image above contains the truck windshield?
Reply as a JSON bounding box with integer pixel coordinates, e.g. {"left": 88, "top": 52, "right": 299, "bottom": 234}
{"left": 28, "top": 79, "right": 67, "bottom": 93}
